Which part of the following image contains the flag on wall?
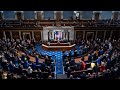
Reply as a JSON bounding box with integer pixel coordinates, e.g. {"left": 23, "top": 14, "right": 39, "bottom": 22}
{"left": 54, "top": 31, "right": 58, "bottom": 35}
{"left": 54, "top": 31, "right": 62, "bottom": 40}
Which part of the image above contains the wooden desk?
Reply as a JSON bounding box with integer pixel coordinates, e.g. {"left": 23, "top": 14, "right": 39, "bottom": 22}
{"left": 50, "top": 40, "right": 67, "bottom": 43}
{"left": 42, "top": 44, "right": 76, "bottom": 51}
{"left": 45, "top": 43, "right": 70, "bottom": 46}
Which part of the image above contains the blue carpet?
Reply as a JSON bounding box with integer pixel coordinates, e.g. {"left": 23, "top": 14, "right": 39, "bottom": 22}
{"left": 55, "top": 51, "right": 63, "bottom": 74}
{"left": 34, "top": 44, "right": 82, "bottom": 76}
{"left": 35, "top": 44, "right": 64, "bottom": 75}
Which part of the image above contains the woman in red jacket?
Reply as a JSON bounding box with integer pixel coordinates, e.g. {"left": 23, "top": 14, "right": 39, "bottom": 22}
{"left": 100, "top": 63, "right": 106, "bottom": 72}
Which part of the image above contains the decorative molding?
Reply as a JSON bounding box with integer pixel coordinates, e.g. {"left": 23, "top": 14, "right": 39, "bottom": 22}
{"left": 61, "top": 11, "right": 63, "bottom": 19}
{"left": 54, "top": 11, "right": 56, "bottom": 20}
{"left": 34, "top": 11, "right": 37, "bottom": 19}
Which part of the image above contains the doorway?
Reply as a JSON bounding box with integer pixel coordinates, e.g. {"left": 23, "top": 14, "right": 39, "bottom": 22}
{"left": 16, "top": 12, "right": 23, "bottom": 20}
{"left": 94, "top": 12, "right": 100, "bottom": 21}
{"left": 23, "top": 33, "right": 31, "bottom": 40}
{"left": 86, "top": 32, "right": 94, "bottom": 41}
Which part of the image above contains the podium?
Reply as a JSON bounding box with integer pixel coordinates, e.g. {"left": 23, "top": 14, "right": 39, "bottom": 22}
{"left": 42, "top": 42, "right": 76, "bottom": 51}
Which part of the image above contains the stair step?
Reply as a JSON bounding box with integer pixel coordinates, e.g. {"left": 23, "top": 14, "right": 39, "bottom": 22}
{"left": 57, "top": 74, "right": 68, "bottom": 79}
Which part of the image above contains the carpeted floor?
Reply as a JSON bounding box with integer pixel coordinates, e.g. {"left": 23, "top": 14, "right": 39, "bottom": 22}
{"left": 35, "top": 44, "right": 64, "bottom": 75}
{"left": 34, "top": 44, "right": 79, "bottom": 75}
{"left": 55, "top": 51, "right": 63, "bottom": 74}
{"left": 18, "top": 44, "right": 94, "bottom": 78}
{"left": 18, "top": 44, "right": 65, "bottom": 77}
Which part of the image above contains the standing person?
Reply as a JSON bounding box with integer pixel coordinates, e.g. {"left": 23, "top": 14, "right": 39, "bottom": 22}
{"left": 74, "top": 50, "right": 77, "bottom": 58}
{"left": 97, "top": 57, "right": 101, "bottom": 66}
{"left": 26, "top": 54, "right": 30, "bottom": 63}
{"left": 62, "top": 51, "right": 67, "bottom": 62}
{"left": 27, "top": 66, "right": 33, "bottom": 78}
{"left": 69, "top": 50, "right": 72, "bottom": 58}
{"left": 8, "top": 61, "right": 15, "bottom": 73}
{"left": 88, "top": 54, "right": 92, "bottom": 62}
{"left": 81, "top": 56, "right": 84, "bottom": 61}
{"left": 67, "top": 67, "right": 71, "bottom": 78}
{"left": 93, "top": 52, "right": 97, "bottom": 61}
{"left": 100, "top": 63, "right": 106, "bottom": 72}
{"left": 93, "top": 63, "right": 99, "bottom": 74}
{"left": 80, "top": 60, "right": 86, "bottom": 70}
{"left": 24, "top": 60, "right": 29, "bottom": 69}
{"left": 35, "top": 56, "right": 39, "bottom": 65}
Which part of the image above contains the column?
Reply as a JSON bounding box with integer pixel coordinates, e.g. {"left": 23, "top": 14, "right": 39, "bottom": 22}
{"left": 83, "top": 31, "right": 85, "bottom": 40}
{"left": 51, "top": 31, "right": 53, "bottom": 39}
{"left": 48, "top": 31, "right": 50, "bottom": 40}
{"left": 19, "top": 31, "right": 22, "bottom": 40}
{"left": 74, "top": 31, "right": 76, "bottom": 40}
{"left": 34, "top": 11, "right": 37, "bottom": 20}
{"left": 60, "top": 31, "right": 62, "bottom": 40}
{"left": 3, "top": 31, "right": 6, "bottom": 40}
{"left": 53, "top": 31, "right": 55, "bottom": 40}
{"left": 52, "top": 31, "right": 54, "bottom": 40}
{"left": 21, "top": 11, "right": 24, "bottom": 20}
{"left": 63, "top": 32, "right": 64, "bottom": 39}
{"left": 92, "top": 11, "right": 95, "bottom": 20}
{"left": 103, "top": 31, "right": 106, "bottom": 41}
{"left": 32, "top": 31, "right": 35, "bottom": 41}
{"left": 64, "top": 32, "right": 66, "bottom": 40}
{"left": 95, "top": 31, "right": 98, "bottom": 40}
{"left": 110, "top": 31, "right": 113, "bottom": 38}
{"left": 67, "top": 31, "right": 69, "bottom": 40}
{"left": 49, "top": 31, "right": 51, "bottom": 40}
{"left": 62, "top": 31, "right": 63, "bottom": 40}
{"left": 41, "top": 11, "right": 44, "bottom": 20}
{"left": 14, "top": 11, "right": 17, "bottom": 20}
{"left": 41, "top": 31, "right": 43, "bottom": 41}
{"left": 65, "top": 32, "right": 66, "bottom": 39}
{"left": 66, "top": 31, "right": 68, "bottom": 40}
{"left": 47, "top": 30, "right": 49, "bottom": 41}
{"left": 10, "top": 31, "right": 13, "bottom": 40}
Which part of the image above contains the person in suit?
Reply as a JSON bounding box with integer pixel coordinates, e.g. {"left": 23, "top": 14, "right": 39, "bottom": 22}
{"left": 35, "top": 56, "right": 39, "bottom": 65}
{"left": 67, "top": 67, "right": 72, "bottom": 78}
{"left": 69, "top": 50, "right": 72, "bottom": 58}
{"left": 74, "top": 50, "right": 77, "bottom": 58}
{"left": 88, "top": 54, "right": 92, "bottom": 62}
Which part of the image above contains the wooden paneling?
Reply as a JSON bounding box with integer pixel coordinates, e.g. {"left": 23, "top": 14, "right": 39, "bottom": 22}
{"left": 105, "top": 31, "right": 111, "bottom": 40}
{"left": 56, "top": 11, "right": 61, "bottom": 20}
{"left": 113, "top": 12, "right": 119, "bottom": 21}
{"left": 97, "top": 31, "right": 104, "bottom": 41}
{"left": 85, "top": 31, "right": 95, "bottom": 40}
{"left": 0, "top": 12, "right": 3, "bottom": 20}
{"left": 0, "top": 31, "right": 3, "bottom": 39}
{"left": 21, "top": 31, "right": 32, "bottom": 40}
{"left": 12, "top": 31, "right": 19, "bottom": 39}
{"left": 76, "top": 31, "right": 83, "bottom": 40}
{"left": 94, "top": 12, "right": 100, "bottom": 21}
{"left": 34, "top": 31, "right": 41, "bottom": 41}
{"left": 112, "top": 31, "right": 120, "bottom": 40}
{"left": 42, "top": 44, "right": 75, "bottom": 51}
{"left": 37, "top": 12, "right": 42, "bottom": 20}
{"left": 16, "top": 12, "right": 22, "bottom": 20}
{"left": 5, "top": 31, "right": 11, "bottom": 39}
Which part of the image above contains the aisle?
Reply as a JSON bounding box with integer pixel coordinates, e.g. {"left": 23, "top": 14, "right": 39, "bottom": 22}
{"left": 55, "top": 51, "right": 63, "bottom": 75}
{"left": 35, "top": 44, "right": 64, "bottom": 77}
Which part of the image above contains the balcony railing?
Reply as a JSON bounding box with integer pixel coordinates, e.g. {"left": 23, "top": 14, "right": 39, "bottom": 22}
{"left": 0, "top": 19, "right": 120, "bottom": 28}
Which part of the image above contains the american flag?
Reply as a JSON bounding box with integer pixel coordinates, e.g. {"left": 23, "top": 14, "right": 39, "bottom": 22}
{"left": 54, "top": 31, "right": 58, "bottom": 35}
{"left": 54, "top": 31, "right": 62, "bottom": 40}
